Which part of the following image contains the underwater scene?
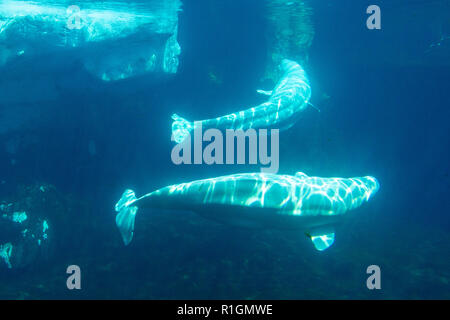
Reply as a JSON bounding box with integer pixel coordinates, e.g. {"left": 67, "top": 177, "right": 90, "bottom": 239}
{"left": 0, "top": 0, "right": 449, "bottom": 299}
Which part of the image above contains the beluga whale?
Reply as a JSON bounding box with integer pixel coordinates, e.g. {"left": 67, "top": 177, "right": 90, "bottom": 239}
{"left": 171, "top": 59, "right": 313, "bottom": 143}
{"left": 115, "top": 172, "right": 379, "bottom": 251}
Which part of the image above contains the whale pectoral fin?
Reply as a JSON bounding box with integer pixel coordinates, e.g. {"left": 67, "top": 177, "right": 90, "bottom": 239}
{"left": 305, "top": 228, "right": 336, "bottom": 251}
{"left": 310, "top": 233, "right": 335, "bottom": 251}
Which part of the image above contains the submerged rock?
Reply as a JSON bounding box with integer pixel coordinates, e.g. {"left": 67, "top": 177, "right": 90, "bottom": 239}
{"left": 0, "top": 0, "right": 183, "bottom": 134}
{"left": 0, "top": 0, "right": 182, "bottom": 81}
{"left": 0, "top": 183, "right": 71, "bottom": 270}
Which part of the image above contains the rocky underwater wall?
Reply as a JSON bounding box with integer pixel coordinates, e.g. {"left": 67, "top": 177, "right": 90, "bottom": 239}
{"left": 0, "top": 0, "right": 182, "bottom": 81}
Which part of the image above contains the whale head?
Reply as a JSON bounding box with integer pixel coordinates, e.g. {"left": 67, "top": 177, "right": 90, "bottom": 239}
{"left": 364, "top": 176, "right": 380, "bottom": 200}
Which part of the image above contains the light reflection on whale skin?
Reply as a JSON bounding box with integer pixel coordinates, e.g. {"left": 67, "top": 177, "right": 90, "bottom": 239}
{"left": 115, "top": 172, "right": 379, "bottom": 250}
{"left": 171, "top": 59, "right": 312, "bottom": 144}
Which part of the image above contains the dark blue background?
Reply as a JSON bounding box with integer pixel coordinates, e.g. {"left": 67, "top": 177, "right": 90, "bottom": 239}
{"left": 0, "top": 0, "right": 448, "bottom": 299}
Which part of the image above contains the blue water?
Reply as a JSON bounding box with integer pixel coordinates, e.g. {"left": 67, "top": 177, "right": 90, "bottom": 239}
{"left": 0, "top": 0, "right": 449, "bottom": 299}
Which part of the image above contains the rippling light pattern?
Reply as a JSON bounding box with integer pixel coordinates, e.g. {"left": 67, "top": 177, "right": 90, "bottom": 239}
{"left": 115, "top": 172, "right": 379, "bottom": 249}
{"left": 148, "top": 172, "right": 379, "bottom": 215}
{"left": 0, "top": 0, "right": 181, "bottom": 43}
{"left": 172, "top": 59, "right": 312, "bottom": 143}
{"left": 12, "top": 211, "right": 27, "bottom": 223}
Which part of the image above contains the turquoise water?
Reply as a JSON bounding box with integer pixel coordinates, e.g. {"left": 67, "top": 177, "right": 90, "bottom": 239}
{"left": 0, "top": 0, "right": 449, "bottom": 299}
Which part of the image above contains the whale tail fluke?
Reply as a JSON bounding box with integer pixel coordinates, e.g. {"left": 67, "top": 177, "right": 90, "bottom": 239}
{"left": 115, "top": 189, "right": 138, "bottom": 246}
{"left": 172, "top": 113, "right": 193, "bottom": 144}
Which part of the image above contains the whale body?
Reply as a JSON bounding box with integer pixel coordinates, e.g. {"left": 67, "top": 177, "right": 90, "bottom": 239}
{"left": 171, "top": 59, "right": 312, "bottom": 143}
{"left": 115, "top": 172, "right": 379, "bottom": 251}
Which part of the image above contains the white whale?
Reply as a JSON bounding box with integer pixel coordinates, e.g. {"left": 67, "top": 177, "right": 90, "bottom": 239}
{"left": 171, "top": 59, "right": 312, "bottom": 143}
{"left": 115, "top": 172, "right": 379, "bottom": 251}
